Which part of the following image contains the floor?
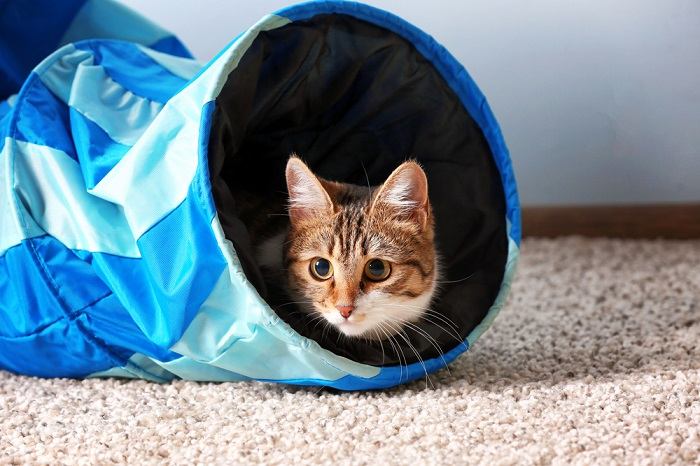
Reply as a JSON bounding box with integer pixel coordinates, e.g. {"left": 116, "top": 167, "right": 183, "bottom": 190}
{"left": 1, "top": 238, "right": 699, "bottom": 464}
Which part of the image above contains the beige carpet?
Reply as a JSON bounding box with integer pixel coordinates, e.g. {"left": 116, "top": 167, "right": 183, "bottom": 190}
{"left": 1, "top": 238, "right": 699, "bottom": 465}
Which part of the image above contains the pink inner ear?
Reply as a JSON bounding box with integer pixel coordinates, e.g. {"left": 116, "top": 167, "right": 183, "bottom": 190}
{"left": 286, "top": 158, "right": 333, "bottom": 223}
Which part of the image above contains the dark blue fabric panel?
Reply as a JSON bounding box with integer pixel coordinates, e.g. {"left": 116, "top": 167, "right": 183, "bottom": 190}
{"left": 0, "top": 99, "right": 10, "bottom": 120}
{"left": 29, "top": 235, "right": 113, "bottom": 315}
{"left": 0, "top": 238, "right": 66, "bottom": 338}
{"left": 0, "top": 237, "right": 119, "bottom": 377}
{"left": 90, "top": 186, "right": 227, "bottom": 350}
{"left": 0, "top": 0, "right": 86, "bottom": 100}
{"left": 75, "top": 41, "right": 188, "bottom": 103}
{"left": 0, "top": 100, "right": 10, "bottom": 151}
{"left": 0, "top": 314, "right": 116, "bottom": 378}
{"left": 34, "top": 235, "right": 182, "bottom": 364}
{"left": 266, "top": 340, "right": 468, "bottom": 391}
{"left": 69, "top": 108, "right": 130, "bottom": 189}
{"left": 148, "top": 35, "right": 193, "bottom": 60}
{"left": 0, "top": 235, "right": 181, "bottom": 375}
{"left": 85, "top": 292, "right": 180, "bottom": 363}
{"left": 11, "top": 73, "right": 77, "bottom": 159}
{"left": 192, "top": 101, "right": 218, "bottom": 221}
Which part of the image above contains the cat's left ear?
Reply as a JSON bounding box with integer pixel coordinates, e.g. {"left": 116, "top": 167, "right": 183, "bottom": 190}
{"left": 286, "top": 156, "right": 334, "bottom": 225}
{"left": 370, "top": 161, "right": 430, "bottom": 228}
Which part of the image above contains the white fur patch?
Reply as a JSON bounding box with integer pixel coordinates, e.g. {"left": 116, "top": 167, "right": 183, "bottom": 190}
{"left": 322, "top": 260, "right": 440, "bottom": 339}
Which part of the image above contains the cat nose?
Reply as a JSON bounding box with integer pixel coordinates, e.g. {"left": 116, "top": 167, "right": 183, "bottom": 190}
{"left": 336, "top": 304, "right": 355, "bottom": 319}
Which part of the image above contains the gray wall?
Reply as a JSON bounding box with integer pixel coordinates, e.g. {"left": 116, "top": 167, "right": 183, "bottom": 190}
{"left": 122, "top": 0, "right": 700, "bottom": 206}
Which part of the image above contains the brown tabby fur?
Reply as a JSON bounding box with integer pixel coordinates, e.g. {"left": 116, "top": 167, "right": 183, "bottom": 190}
{"left": 250, "top": 156, "right": 439, "bottom": 340}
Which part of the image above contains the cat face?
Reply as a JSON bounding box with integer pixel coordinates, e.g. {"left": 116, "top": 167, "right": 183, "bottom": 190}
{"left": 284, "top": 157, "right": 438, "bottom": 340}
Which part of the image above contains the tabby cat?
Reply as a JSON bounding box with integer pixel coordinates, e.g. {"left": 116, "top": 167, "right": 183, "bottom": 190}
{"left": 253, "top": 156, "right": 439, "bottom": 341}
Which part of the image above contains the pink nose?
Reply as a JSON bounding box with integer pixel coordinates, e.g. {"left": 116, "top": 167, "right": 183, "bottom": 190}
{"left": 336, "top": 305, "right": 355, "bottom": 319}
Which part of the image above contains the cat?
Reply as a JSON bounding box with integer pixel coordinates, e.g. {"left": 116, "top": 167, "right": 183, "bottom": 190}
{"left": 252, "top": 156, "right": 439, "bottom": 341}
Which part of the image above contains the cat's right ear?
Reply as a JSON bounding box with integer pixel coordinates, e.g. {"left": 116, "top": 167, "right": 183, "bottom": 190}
{"left": 286, "top": 156, "right": 334, "bottom": 225}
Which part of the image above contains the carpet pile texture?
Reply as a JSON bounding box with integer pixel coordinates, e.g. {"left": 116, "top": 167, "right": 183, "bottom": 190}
{"left": 1, "top": 238, "right": 699, "bottom": 464}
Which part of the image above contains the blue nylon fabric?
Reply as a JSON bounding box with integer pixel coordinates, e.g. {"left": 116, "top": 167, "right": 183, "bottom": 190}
{"left": 89, "top": 184, "right": 227, "bottom": 352}
{"left": 0, "top": 1, "right": 519, "bottom": 389}
{"left": 0, "top": 103, "right": 9, "bottom": 151}
{"left": 267, "top": 340, "right": 468, "bottom": 390}
{"left": 192, "top": 102, "right": 218, "bottom": 222}
{"left": 0, "top": 99, "right": 11, "bottom": 120}
{"left": 0, "top": 314, "right": 116, "bottom": 378}
{"left": 0, "top": 238, "right": 66, "bottom": 339}
{"left": 148, "top": 36, "right": 193, "bottom": 61}
{"left": 0, "top": 237, "right": 118, "bottom": 377}
{"left": 85, "top": 292, "right": 180, "bottom": 364}
{"left": 74, "top": 41, "right": 188, "bottom": 104}
{"left": 11, "top": 74, "right": 77, "bottom": 161}
{"left": 0, "top": 235, "right": 185, "bottom": 377}
{"left": 69, "top": 108, "right": 130, "bottom": 189}
{"left": 0, "top": 0, "right": 86, "bottom": 100}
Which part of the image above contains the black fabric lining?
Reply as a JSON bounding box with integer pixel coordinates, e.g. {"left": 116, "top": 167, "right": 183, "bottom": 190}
{"left": 207, "top": 14, "right": 507, "bottom": 366}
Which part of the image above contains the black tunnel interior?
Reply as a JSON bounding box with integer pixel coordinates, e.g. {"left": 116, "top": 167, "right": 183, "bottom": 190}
{"left": 207, "top": 14, "right": 507, "bottom": 366}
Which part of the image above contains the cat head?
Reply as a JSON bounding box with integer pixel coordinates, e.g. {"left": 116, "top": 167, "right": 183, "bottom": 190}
{"left": 284, "top": 156, "right": 438, "bottom": 340}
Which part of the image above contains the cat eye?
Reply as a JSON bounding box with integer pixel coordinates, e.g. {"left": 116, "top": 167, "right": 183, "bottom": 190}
{"left": 364, "top": 259, "right": 391, "bottom": 281}
{"left": 310, "top": 257, "right": 333, "bottom": 280}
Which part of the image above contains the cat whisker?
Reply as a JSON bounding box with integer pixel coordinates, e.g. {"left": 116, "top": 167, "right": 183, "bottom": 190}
{"left": 321, "top": 319, "right": 332, "bottom": 342}
{"left": 387, "top": 318, "right": 452, "bottom": 379}
{"left": 415, "top": 312, "right": 463, "bottom": 344}
{"left": 375, "top": 329, "right": 387, "bottom": 365}
{"left": 384, "top": 321, "right": 432, "bottom": 389}
{"left": 386, "top": 303, "right": 463, "bottom": 338}
{"left": 382, "top": 321, "right": 425, "bottom": 386}
{"left": 377, "top": 303, "right": 463, "bottom": 343}
{"left": 378, "top": 323, "right": 404, "bottom": 382}
{"left": 275, "top": 300, "right": 315, "bottom": 308}
{"left": 435, "top": 271, "right": 477, "bottom": 285}
{"left": 359, "top": 158, "right": 372, "bottom": 198}
{"left": 422, "top": 309, "right": 462, "bottom": 334}
{"left": 309, "top": 314, "right": 329, "bottom": 333}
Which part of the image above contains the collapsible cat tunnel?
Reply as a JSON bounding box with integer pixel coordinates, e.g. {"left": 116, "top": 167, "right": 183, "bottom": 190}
{"left": 0, "top": 0, "right": 520, "bottom": 389}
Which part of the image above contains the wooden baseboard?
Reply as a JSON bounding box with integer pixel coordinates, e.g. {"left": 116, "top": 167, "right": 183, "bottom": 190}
{"left": 522, "top": 204, "right": 700, "bottom": 239}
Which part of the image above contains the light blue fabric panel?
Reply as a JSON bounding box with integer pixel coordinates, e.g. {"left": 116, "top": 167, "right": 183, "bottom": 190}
{"left": 0, "top": 140, "right": 46, "bottom": 256}
{"left": 137, "top": 46, "right": 202, "bottom": 81}
{"left": 34, "top": 45, "right": 93, "bottom": 104}
{"left": 68, "top": 64, "right": 164, "bottom": 147}
{"left": 88, "top": 353, "right": 177, "bottom": 382}
{"left": 11, "top": 140, "right": 140, "bottom": 258}
{"left": 32, "top": 41, "right": 198, "bottom": 242}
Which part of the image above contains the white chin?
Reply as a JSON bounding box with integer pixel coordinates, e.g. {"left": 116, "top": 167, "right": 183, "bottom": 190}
{"left": 335, "top": 321, "right": 373, "bottom": 337}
